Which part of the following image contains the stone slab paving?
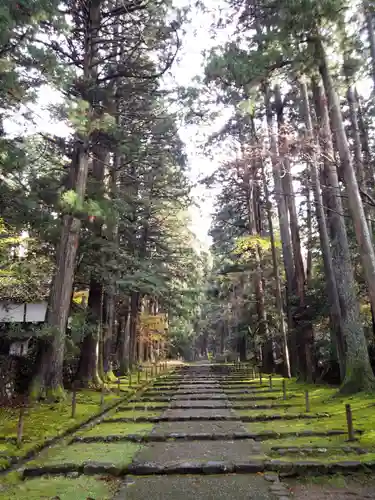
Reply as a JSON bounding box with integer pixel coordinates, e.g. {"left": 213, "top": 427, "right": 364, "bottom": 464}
{"left": 116, "top": 474, "right": 272, "bottom": 500}
{"left": 116, "top": 364, "right": 278, "bottom": 500}
{"left": 170, "top": 399, "right": 230, "bottom": 408}
{"left": 132, "top": 439, "right": 264, "bottom": 463}
{"left": 151, "top": 420, "right": 248, "bottom": 435}
{"left": 164, "top": 408, "right": 234, "bottom": 419}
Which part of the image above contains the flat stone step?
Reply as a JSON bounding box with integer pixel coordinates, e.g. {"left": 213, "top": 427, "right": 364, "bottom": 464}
{"left": 127, "top": 460, "right": 265, "bottom": 475}
{"left": 231, "top": 403, "right": 292, "bottom": 410}
{"left": 114, "top": 474, "right": 272, "bottom": 500}
{"left": 104, "top": 413, "right": 327, "bottom": 424}
{"left": 180, "top": 395, "right": 279, "bottom": 401}
{"left": 104, "top": 416, "right": 242, "bottom": 423}
{"left": 71, "top": 428, "right": 362, "bottom": 444}
{"left": 270, "top": 445, "right": 368, "bottom": 455}
{"left": 145, "top": 389, "right": 277, "bottom": 396}
{"left": 70, "top": 432, "right": 259, "bottom": 443}
{"left": 151, "top": 421, "right": 246, "bottom": 436}
{"left": 23, "top": 458, "right": 375, "bottom": 479}
{"left": 132, "top": 395, "right": 279, "bottom": 402}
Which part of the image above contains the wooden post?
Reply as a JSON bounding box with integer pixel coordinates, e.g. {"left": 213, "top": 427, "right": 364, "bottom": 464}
{"left": 117, "top": 378, "right": 121, "bottom": 395}
{"left": 71, "top": 388, "right": 77, "bottom": 418}
{"left": 145, "top": 367, "right": 148, "bottom": 381}
{"left": 128, "top": 372, "right": 132, "bottom": 387}
{"left": 137, "top": 369, "right": 141, "bottom": 385}
{"left": 305, "top": 390, "right": 310, "bottom": 413}
{"left": 282, "top": 379, "right": 287, "bottom": 400}
{"left": 345, "top": 404, "right": 356, "bottom": 441}
{"left": 269, "top": 375, "right": 273, "bottom": 389}
{"left": 100, "top": 385, "right": 105, "bottom": 407}
{"left": 259, "top": 372, "right": 262, "bottom": 385}
{"left": 17, "top": 406, "right": 25, "bottom": 447}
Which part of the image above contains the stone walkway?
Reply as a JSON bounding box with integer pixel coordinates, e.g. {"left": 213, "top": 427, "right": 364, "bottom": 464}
{"left": 115, "top": 364, "right": 289, "bottom": 500}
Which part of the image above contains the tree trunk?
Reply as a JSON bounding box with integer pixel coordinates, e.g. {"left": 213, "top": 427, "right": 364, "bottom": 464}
{"left": 102, "top": 288, "right": 115, "bottom": 379}
{"left": 363, "top": 1, "right": 375, "bottom": 93}
{"left": 129, "top": 292, "right": 140, "bottom": 368}
{"left": 118, "top": 308, "right": 131, "bottom": 374}
{"left": 262, "top": 165, "right": 291, "bottom": 377}
{"left": 76, "top": 279, "right": 102, "bottom": 387}
{"left": 306, "top": 183, "right": 313, "bottom": 287}
{"left": 245, "top": 164, "right": 268, "bottom": 362}
{"left": 312, "top": 74, "right": 375, "bottom": 393}
{"left": 275, "top": 84, "right": 315, "bottom": 382}
{"left": 31, "top": 1, "right": 100, "bottom": 399}
{"left": 300, "top": 80, "right": 345, "bottom": 380}
{"left": 264, "top": 85, "right": 297, "bottom": 374}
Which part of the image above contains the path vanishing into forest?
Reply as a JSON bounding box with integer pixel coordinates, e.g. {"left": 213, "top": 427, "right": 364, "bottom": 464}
{"left": 114, "top": 363, "right": 276, "bottom": 500}
{"left": 3, "top": 363, "right": 375, "bottom": 499}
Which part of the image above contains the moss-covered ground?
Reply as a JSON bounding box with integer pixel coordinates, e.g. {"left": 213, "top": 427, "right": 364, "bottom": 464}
{"left": 0, "top": 475, "right": 121, "bottom": 499}
{"left": 0, "top": 368, "right": 177, "bottom": 498}
{"left": 0, "top": 389, "right": 121, "bottom": 469}
{"left": 32, "top": 441, "right": 142, "bottom": 466}
{"left": 223, "top": 373, "right": 375, "bottom": 464}
{"left": 79, "top": 421, "right": 153, "bottom": 437}
{"left": 0, "top": 367, "right": 173, "bottom": 471}
{"left": 110, "top": 409, "right": 162, "bottom": 419}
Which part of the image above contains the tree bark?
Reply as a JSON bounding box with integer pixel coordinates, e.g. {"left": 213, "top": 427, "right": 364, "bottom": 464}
{"left": 264, "top": 85, "right": 297, "bottom": 374}
{"left": 275, "top": 84, "right": 315, "bottom": 382}
{"left": 300, "top": 80, "right": 345, "bottom": 380}
{"left": 31, "top": 0, "right": 101, "bottom": 399}
{"left": 245, "top": 163, "right": 268, "bottom": 363}
{"left": 312, "top": 74, "right": 375, "bottom": 393}
{"left": 76, "top": 279, "right": 102, "bottom": 387}
{"left": 262, "top": 163, "right": 291, "bottom": 377}
{"left": 363, "top": 1, "right": 375, "bottom": 93}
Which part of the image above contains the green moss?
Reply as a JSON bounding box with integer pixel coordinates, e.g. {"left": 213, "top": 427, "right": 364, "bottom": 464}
{"left": 125, "top": 401, "right": 167, "bottom": 408}
{"left": 0, "top": 457, "right": 11, "bottom": 470}
{"left": 236, "top": 376, "right": 375, "bottom": 451}
{"left": 81, "top": 422, "right": 153, "bottom": 437}
{"left": 263, "top": 434, "right": 347, "bottom": 449}
{"left": 267, "top": 451, "right": 375, "bottom": 463}
{"left": 0, "top": 390, "right": 120, "bottom": 458}
{"left": 111, "top": 410, "right": 161, "bottom": 419}
{"left": 237, "top": 408, "right": 291, "bottom": 417}
{"left": 0, "top": 475, "right": 120, "bottom": 499}
{"left": 34, "top": 441, "right": 142, "bottom": 466}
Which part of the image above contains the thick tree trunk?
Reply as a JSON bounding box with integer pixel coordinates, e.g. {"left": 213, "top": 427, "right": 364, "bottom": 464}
{"left": 318, "top": 39, "right": 375, "bottom": 319}
{"left": 264, "top": 86, "right": 297, "bottom": 374}
{"left": 306, "top": 184, "right": 313, "bottom": 287}
{"left": 118, "top": 308, "right": 131, "bottom": 374}
{"left": 129, "top": 292, "right": 140, "bottom": 368}
{"left": 363, "top": 1, "right": 375, "bottom": 93}
{"left": 31, "top": 1, "right": 101, "bottom": 399}
{"left": 76, "top": 279, "right": 102, "bottom": 387}
{"left": 275, "top": 85, "right": 315, "bottom": 382}
{"left": 262, "top": 165, "right": 291, "bottom": 377}
{"left": 245, "top": 165, "right": 268, "bottom": 361}
{"left": 300, "top": 80, "right": 345, "bottom": 380}
{"left": 102, "top": 288, "right": 115, "bottom": 379}
{"left": 313, "top": 74, "right": 375, "bottom": 393}
{"left": 32, "top": 182, "right": 88, "bottom": 399}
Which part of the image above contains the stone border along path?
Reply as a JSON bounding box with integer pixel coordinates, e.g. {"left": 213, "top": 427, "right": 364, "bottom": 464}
{"left": 17, "top": 364, "right": 375, "bottom": 500}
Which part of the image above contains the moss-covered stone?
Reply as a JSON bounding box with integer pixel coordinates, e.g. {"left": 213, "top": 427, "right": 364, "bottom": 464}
{"left": 0, "top": 475, "right": 120, "bottom": 499}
